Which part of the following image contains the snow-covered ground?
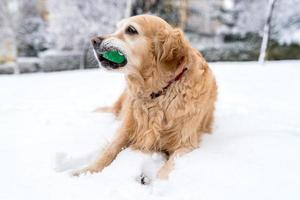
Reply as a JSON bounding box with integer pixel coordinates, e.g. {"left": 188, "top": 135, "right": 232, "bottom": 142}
{"left": 1, "top": 61, "right": 300, "bottom": 200}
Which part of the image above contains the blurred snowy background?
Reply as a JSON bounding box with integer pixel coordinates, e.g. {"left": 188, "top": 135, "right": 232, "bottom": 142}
{"left": 0, "top": 0, "right": 300, "bottom": 74}
{"left": 1, "top": 1, "right": 300, "bottom": 199}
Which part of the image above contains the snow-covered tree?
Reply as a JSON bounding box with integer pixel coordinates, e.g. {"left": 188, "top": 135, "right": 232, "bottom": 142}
{"left": 233, "top": 0, "right": 300, "bottom": 44}
{"left": 46, "top": 0, "right": 127, "bottom": 51}
{"left": 272, "top": 0, "right": 300, "bottom": 44}
{"left": 232, "top": 0, "right": 268, "bottom": 35}
{"left": 259, "top": 0, "right": 277, "bottom": 64}
{"left": 17, "top": 0, "right": 49, "bottom": 56}
{"left": 0, "top": 0, "right": 18, "bottom": 63}
{"left": 131, "top": 0, "right": 181, "bottom": 27}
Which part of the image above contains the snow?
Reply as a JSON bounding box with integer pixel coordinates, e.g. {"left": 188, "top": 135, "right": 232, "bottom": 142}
{"left": 280, "top": 29, "right": 300, "bottom": 45}
{"left": 1, "top": 61, "right": 300, "bottom": 200}
{"left": 223, "top": 0, "right": 234, "bottom": 10}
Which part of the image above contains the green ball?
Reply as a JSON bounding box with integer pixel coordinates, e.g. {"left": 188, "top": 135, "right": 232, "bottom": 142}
{"left": 102, "top": 50, "right": 126, "bottom": 64}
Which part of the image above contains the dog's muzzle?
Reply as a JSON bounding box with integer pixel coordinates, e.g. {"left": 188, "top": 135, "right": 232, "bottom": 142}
{"left": 91, "top": 37, "right": 127, "bottom": 69}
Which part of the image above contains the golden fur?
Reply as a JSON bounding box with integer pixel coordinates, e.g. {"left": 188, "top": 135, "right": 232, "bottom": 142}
{"left": 74, "top": 15, "right": 217, "bottom": 179}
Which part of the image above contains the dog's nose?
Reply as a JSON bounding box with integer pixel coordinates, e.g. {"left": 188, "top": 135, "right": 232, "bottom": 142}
{"left": 91, "top": 36, "right": 104, "bottom": 48}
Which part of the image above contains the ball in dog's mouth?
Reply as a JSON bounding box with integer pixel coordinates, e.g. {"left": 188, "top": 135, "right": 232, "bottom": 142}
{"left": 96, "top": 48, "right": 127, "bottom": 69}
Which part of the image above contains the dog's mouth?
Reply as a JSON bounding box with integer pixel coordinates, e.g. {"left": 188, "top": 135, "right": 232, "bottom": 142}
{"left": 96, "top": 47, "right": 127, "bottom": 69}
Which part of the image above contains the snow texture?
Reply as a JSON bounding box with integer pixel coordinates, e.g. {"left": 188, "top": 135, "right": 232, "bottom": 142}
{"left": 1, "top": 61, "right": 300, "bottom": 200}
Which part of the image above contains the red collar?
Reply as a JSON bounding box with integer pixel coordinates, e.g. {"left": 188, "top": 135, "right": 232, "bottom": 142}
{"left": 150, "top": 67, "right": 188, "bottom": 99}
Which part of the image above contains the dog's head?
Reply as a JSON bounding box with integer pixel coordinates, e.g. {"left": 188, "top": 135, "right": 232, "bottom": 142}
{"left": 91, "top": 15, "right": 188, "bottom": 73}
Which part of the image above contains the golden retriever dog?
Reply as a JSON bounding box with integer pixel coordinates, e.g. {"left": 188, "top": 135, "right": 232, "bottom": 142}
{"left": 74, "top": 15, "right": 217, "bottom": 181}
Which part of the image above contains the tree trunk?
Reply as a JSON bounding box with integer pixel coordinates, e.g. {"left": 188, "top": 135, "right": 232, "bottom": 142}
{"left": 0, "top": 0, "right": 18, "bottom": 66}
{"left": 258, "top": 0, "right": 277, "bottom": 64}
{"left": 125, "top": 0, "right": 132, "bottom": 18}
{"left": 179, "top": 0, "right": 188, "bottom": 30}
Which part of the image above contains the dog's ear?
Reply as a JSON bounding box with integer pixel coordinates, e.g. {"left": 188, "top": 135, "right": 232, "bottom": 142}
{"left": 155, "top": 28, "right": 186, "bottom": 62}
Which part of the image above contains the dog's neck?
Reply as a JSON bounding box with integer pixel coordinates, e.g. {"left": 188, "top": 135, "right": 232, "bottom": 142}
{"left": 150, "top": 62, "right": 187, "bottom": 99}
{"left": 126, "top": 58, "right": 188, "bottom": 100}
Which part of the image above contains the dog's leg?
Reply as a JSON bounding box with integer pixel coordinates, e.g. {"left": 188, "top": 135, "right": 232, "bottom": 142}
{"left": 72, "top": 139, "right": 126, "bottom": 176}
{"left": 156, "top": 147, "right": 193, "bottom": 180}
{"left": 94, "top": 89, "right": 127, "bottom": 117}
{"left": 73, "top": 112, "right": 133, "bottom": 176}
{"left": 72, "top": 136, "right": 127, "bottom": 176}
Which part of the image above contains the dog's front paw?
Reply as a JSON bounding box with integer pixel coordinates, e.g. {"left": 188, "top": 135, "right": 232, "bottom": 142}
{"left": 72, "top": 169, "right": 89, "bottom": 177}
{"left": 93, "top": 106, "right": 113, "bottom": 113}
{"left": 72, "top": 166, "right": 99, "bottom": 177}
{"left": 136, "top": 173, "right": 151, "bottom": 185}
{"left": 156, "top": 165, "right": 170, "bottom": 180}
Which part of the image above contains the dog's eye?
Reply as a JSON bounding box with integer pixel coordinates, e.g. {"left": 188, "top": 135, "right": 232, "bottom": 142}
{"left": 125, "top": 25, "right": 138, "bottom": 35}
